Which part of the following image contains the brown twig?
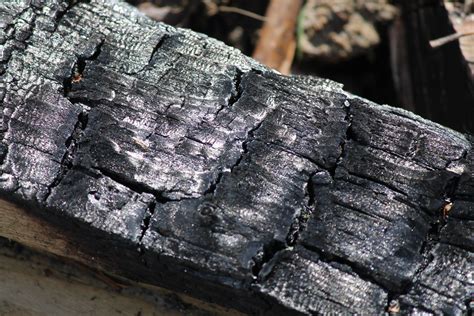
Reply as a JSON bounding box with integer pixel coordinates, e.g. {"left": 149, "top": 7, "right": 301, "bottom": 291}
{"left": 202, "top": 0, "right": 267, "bottom": 22}
{"left": 252, "top": 0, "right": 304, "bottom": 74}
{"left": 218, "top": 6, "right": 267, "bottom": 22}
{"left": 429, "top": 31, "right": 474, "bottom": 48}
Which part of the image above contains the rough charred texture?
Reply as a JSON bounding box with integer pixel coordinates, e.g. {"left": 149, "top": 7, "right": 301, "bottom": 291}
{"left": 0, "top": 1, "right": 472, "bottom": 315}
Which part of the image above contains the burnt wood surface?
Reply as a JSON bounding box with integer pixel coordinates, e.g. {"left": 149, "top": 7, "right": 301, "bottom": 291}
{"left": 0, "top": 0, "right": 473, "bottom": 315}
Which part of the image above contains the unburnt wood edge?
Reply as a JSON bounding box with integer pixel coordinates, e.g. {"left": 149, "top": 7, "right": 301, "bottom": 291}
{"left": 0, "top": 198, "right": 242, "bottom": 315}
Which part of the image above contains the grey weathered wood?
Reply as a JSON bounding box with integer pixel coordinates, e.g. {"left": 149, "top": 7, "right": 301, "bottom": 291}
{"left": 0, "top": 0, "right": 473, "bottom": 315}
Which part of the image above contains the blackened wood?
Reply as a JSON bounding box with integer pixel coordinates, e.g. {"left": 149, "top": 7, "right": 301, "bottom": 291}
{"left": 0, "top": 1, "right": 472, "bottom": 315}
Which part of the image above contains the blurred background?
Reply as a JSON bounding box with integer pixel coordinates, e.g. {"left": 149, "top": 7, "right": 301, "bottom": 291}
{"left": 126, "top": 0, "right": 474, "bottom": 133}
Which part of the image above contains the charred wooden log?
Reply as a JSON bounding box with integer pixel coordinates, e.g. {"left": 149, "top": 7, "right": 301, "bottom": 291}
{"left": 0, "top": 0, "right": 472, "bottom": 314}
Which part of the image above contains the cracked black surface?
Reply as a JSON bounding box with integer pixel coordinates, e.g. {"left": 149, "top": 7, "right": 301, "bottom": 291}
{"left": 0, "top": 0, "right": 473, "bottom": 315}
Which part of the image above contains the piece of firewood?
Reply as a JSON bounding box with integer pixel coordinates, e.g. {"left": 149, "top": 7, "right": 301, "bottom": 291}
{"left": 0, "top": 0, "right": 472, "bottom": 314}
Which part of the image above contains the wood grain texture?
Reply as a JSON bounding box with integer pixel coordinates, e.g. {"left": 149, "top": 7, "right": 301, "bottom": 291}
{"left": 0, "top": 238, "right": 240, "bottom": 316}
{"left": 0, "top": 0, "right": 473, "bottom": 314}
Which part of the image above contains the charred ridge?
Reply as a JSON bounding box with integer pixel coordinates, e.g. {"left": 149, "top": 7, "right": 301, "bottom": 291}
{"left": 228, "top": 68, "right": 244, "bottom": 107}
{"left": 133, "top": 33, "right": 171, "bottom": 74}
{"left": 63, "top": 39, "right": 104, "bottom": 97}
{"left": 53, "top": 0, "right": 92, "bottom": 32}
{"left": 251, "top": 172, "right": 328, "bottom": 282}
{"left": 92, "top": 166, "right": 179, "bottom": 204}
{"left": 329, "top": 98, "right": 353, "bottom": 178}
{"left": 385, "top": 150, "right": 469, "bottom": 311}
{"left": 251, "top": 239, "right": 287, "bottom": 281}
{"left": 138, "top": 199, "right": 156, "bottom": 258}
{"left": 147, "top": 34, "right": 169, "bottom": 67}
{"left": 44, "top": 108, "right": 89, "bottom": 202}
{"left": 215, "top": 68, "right": 245, "bottom": 116}
{"left": 250, "top": 98, "right": 354, "bottom": 284}
{"left": 285, "top": 173, "right": 318, "bottom": 247}
{"left": 0, "top": 11, "right": 36, "bottom": 79}
{"left": 302, "top": 242, "right": 390, "bottom": 291}
{"left": 204, "top": 104, "right": 270, "bottom": 197}
{"left": 203, "top": 171, "right": 224, "bottom": 196}
{"left": 231, "top": 117, "right": 267, "bottom": 173}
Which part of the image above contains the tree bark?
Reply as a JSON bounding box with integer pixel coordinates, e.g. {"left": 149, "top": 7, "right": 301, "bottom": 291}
{"left": 0, "top": 0, "right": 472, "bottom": 315}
